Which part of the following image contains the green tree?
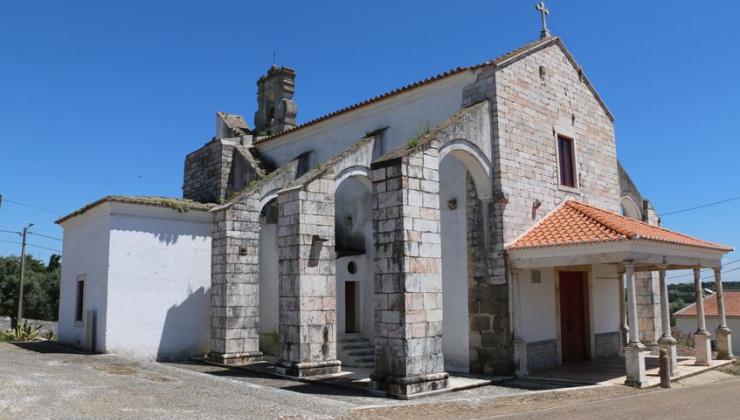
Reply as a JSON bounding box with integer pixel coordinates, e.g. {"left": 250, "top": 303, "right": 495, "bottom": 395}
{"left": 0, "top": 254, "right": 60, "bottom": 321}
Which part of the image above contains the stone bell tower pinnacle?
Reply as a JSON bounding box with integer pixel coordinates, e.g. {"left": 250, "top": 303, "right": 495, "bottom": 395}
{"left": 254, "top": 65, "right": 297, "bottom": 135}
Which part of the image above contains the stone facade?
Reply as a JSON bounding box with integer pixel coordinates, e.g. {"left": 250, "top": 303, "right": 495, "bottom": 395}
{"left": 183, "top": 36, "right": 662, "bottom": 395}
{"left": 369, "top": 144, "right": 448, "bottom": 397}
{"left": 183, "top": 136, "right": 263, "bottom": 204}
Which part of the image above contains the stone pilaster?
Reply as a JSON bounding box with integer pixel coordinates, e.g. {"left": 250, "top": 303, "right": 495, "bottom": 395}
{"left": 276, "top": 177, "right": 341, "bottom": 377}
{"left": 624, "top": 263, "right": 646, "bottom": 388}
{"left": 636, "top": 271, "right": 661, "bottom": 347}
{"left": 657, "top": 270, "right": 678, "bottom": 376}
{"left": 207, "top": 201, "right": 263, "bottom": 365}
{"left": 693, "top": 268, "right": 712, "bottom": 366}
{"left": 369, "top": 147, "right": 449, "bottom": 398}
{"left": 714, "top": 268, "right": 733, "bottom": 360}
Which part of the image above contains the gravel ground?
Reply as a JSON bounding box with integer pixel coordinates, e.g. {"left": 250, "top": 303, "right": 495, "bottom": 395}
{"left": 0, "top": 342, "right": 530, "bottom": 419}
{"left": 3, "top": 341, "right": 733, "bottom": 419}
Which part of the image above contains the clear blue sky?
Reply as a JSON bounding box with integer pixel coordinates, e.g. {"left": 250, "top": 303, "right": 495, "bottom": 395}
{"left": 1, "top": 1, "right": 738, "bottom": 283}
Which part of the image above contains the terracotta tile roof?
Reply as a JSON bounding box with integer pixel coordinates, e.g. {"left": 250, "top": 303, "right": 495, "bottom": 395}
{"left": 56, "top": 196, "right": 215, "bottom": 224}
{"left": 256, "top": 36, "right": 563, "bottom": 144}
{"left": 507, "top": 200, "right": 733, "bottom": 252}
{"left": 674, "top": 291, "right": 740, "bottom": 318}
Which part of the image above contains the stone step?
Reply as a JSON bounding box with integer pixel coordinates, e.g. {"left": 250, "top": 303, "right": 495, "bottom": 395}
{"left": 347, "top": 349, "right": 374, "bottom": 357}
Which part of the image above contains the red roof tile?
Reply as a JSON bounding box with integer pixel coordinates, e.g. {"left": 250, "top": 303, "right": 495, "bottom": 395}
{"left": 675, "top": 291, "right": 740, "bottom": 318}
{"left": 507, "top": 200, "right": 733, "bottom": 252}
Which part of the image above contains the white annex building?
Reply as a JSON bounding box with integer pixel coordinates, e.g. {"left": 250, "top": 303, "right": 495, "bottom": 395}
{"left": 57, "top": 14, "right": 733, "bottom": 398}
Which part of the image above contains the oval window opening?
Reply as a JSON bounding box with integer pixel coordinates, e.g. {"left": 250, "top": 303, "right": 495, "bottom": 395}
{"left": 347, "top": 261, "right": 358, "bottom": 274}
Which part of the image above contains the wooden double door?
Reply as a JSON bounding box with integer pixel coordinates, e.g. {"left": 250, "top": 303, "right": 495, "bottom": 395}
{"left": 559, "top": 271, "right": 589, "bottom": 362}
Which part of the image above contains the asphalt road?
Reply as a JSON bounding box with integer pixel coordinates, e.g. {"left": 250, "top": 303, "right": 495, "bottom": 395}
{"left": 496, "top": 377, "right": 740, "bottom": 420}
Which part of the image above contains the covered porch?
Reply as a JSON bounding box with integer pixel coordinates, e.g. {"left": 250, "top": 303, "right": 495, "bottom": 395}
{"left": 507, "top": 200, "right": 734, "bottom": 387}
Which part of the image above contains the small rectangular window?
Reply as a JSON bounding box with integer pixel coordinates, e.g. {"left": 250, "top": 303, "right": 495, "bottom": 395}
{"left": 557, "top": 135, "right": 576, "bottom": 188}
{"left": 75, "top": 278, "right": 85, "bottom": 323}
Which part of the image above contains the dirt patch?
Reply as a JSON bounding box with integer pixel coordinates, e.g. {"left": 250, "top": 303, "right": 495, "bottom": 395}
{"left": 718, "top": 360, "right": 740, "bottom": 376}
{"left": 95, "top": 364, "right": 139, "bottom": 376}
{"left": 344, "top": 385, "right": 645, "bottom": 419}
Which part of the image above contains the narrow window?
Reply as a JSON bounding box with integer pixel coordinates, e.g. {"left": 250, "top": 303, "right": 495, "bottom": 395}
{"left": 558, "top": 135, "right": 576, "bottom": 188}
{"left": 75, "top": 278, "right": 85, "bottom": 323}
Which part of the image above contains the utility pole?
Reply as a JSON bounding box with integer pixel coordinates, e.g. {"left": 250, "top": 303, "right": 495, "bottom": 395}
{"left": 16, "top": 223, "right": 33, "bottom": 326}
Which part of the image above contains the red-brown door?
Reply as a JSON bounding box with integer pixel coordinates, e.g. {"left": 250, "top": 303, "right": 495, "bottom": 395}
{"left": 559, "top": 271, "right": 588, "bottom": 362}
{"left": 345, "top": 282, "right": 357, "bottom": 333}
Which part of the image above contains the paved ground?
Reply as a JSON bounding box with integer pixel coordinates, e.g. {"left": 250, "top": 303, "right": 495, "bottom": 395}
{"left": 1, "top": 341, "right": 738, "bottom": 419}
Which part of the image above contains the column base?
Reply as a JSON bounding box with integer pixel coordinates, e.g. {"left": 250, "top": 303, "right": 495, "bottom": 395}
{"left": 205, "top": 351, "right": 263, "bottom": 366}
{"left": 513, "top": 338, "right": 528, "bottom": 377}
{"left": 716, "top": 327, "right": 733, "bottom": 360}
{"left": 275, "top": 360, "right": 342, "bottom": 377}
{"left": 369, "top": 372, "right": 449, "bottom": 399}
{"left": 658, "top": 336, "right": 678, "bottom": 377}
{"left": 694, "top": 331, "right": 712, "bottom": 366}
{"left": 624, "top": 343, "right": 646, "bottom": 388}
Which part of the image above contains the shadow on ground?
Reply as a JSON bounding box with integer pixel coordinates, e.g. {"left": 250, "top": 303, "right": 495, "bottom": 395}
{"left": 11, "top": 341, "right": 87, "bottom": 355}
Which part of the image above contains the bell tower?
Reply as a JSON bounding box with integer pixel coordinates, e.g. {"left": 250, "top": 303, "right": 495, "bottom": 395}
{"left": 254, "top": 65, "right": 297, "bottom": 135}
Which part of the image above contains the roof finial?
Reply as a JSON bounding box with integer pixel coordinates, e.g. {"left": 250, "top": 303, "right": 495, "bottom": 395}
{"left": 272, "top": 50, "right": 277, "bottom": 66}
{"left": 536, "top": 1, "right": 550, "bottom": 39}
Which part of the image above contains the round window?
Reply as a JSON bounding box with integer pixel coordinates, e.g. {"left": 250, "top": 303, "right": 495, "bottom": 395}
{"left": 347, "top": 261, "right": 358, "bottom": 274}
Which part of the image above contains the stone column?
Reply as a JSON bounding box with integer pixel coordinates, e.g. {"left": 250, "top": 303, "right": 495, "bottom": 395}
{"left": 511, "top": 270, "right": 528, "bottom": 376}
{"left": 714, "top": 268, "right": 733, "bottom": 360}
{"left": 369, "top": 148, "right": 449, "bottom": 398}
{"left": 693, "top": 268, "right": 712, "bottom": 366}
{"left": 624, "top": 263, "right": 646, "bottom": 387}
{"left": 657, "top": 269, "right": 677, "bottom": 376}
{"left": 618, "top": 272, "right": 629, "bottom": 353}
{"left": 207, "top": 202, "right": 263, "bottom": 365}
{"left": 275, "top": 178, "right": 341, "bottom": 377}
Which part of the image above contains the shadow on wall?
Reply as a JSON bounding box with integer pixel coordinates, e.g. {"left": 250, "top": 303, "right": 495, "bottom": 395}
{"left": 157, "top": 286, "right": 210, "bottom": 362}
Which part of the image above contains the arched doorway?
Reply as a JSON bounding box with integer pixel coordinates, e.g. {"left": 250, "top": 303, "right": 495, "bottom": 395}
{"left": 334, "top": 174, "right": 375, "bottom": 367}
{"left": 258, "top": 198, "right": 280, "bottom": 356}
{"left": 438, "top": 142, "right": 492, "bottom": 373}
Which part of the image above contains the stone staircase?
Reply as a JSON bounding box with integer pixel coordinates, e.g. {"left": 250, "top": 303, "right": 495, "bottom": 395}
{"left": 338, "top": 334, "right": 375, "bottom": 368}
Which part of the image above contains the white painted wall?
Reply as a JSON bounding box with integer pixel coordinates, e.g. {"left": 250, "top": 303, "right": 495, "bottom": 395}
{"left": 440, "top": 156, "right": 470, "bottom": 373}
{"left": 591, "top": 265, "right": 621, "bottom": 334}
{"left": 676, "top": 316, "right": 740, "bottom": 353}
{"left": 58, "top": 205, "right": 111, "bottom": 352}
{"left": 105, "top": 204, "right": 213, "bottom": 362}
{"left": 519, "top": 269, "right": 557, "bottom": 342}
{"left": 336, "top": 255, "right": 372, "bottom": 339}
{"left": 258, "top": 223, "right": 279, "bottom": 338}
{"left": 255, "top": 72, "right": 477, "bottom": 168}
{"left": 60, "top": 202, "right": 213, "bottom": 362}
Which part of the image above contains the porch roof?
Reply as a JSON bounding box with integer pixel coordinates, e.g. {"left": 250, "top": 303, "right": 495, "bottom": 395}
{"left": 506, "top": 200, "right": 732, "bottom": 271}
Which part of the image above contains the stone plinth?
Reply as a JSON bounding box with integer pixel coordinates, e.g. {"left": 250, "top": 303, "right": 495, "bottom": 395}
{"left": 694, "top": 331, "right": 712, "bottom": 366}
{"left": 716, "top": 327, "right": 733, "bottom": 360}
{"left": 624, "top": 343, "right": 646, "bottom": 388}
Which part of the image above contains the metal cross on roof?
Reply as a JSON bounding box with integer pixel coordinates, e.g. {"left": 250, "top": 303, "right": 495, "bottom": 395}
{"left": 536, "top": 1, "right": 550, "bottom": 39}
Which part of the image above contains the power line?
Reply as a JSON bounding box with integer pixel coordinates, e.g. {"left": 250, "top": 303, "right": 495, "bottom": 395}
{"left": 27, "top": 243, "right": 62, "bottom": 253}
{"left": 660, "top": 194, "right": 740, "bottom": 217}
{"left": 665, "top": 258, "right": 740, "bottom": 281}
{"left": 0, "top": 196, "right": 63, "bottom": 215}
{"left": 0, "top": 239, "right": 61, "bottom": 253}
{"left": 0, "top": 229, "right": 21, "bottom": 236}
{"left": 28, "top": 232, "right": 62, "bottom": 241}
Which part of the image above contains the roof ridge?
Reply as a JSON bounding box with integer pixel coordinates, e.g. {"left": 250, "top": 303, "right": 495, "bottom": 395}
{"left": 566, "top": 200, "right": 729, "bottom": 249}
{"left": 256, "top": 36, "right": 558, "bottom": 144}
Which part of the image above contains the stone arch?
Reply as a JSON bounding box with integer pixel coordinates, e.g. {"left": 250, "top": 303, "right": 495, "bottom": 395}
{"left": 333, "top": 172, "right": 375, "bottom": 351}
{"left": 621, "top": 196, "right": 642, "bottom": 220}
{"left": 334, "top": 165, "right": 372, "bottom": 191}
{"left": 257, "top": 196, "right": 280, "bottom": 355}
{"left": 438, "top": 139, "right": 493, "bottom": 200}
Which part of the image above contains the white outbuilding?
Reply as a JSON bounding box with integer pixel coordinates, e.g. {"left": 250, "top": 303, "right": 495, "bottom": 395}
{"left": 56, "top": 196, "right": 214, "bottom": 361}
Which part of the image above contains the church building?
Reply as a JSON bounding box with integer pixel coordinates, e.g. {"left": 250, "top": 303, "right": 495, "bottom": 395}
{"left": 56, "top": 9, "right": 733, "bottom": 398}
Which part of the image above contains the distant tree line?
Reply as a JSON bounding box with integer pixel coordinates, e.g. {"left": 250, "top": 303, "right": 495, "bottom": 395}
{"left": 0, "top": 255, "right": 60, "bottom": 321}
